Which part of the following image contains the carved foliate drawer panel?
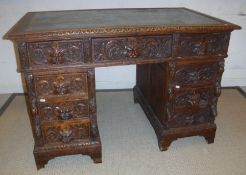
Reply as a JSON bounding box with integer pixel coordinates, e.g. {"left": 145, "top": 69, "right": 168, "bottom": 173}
{"left": 42, "top": 120, "right": 90, "bottom": 144}
{"left": 25, "top": 40, "right": 90, "bottom": 67}
{"left": 173, "top": 87, "right": 214, "bottom": 112}
{"left": 92, "top": 35, "right": 172, "bottom": 62}
{"left": 38, "top": 100, "right": 89, "bottom": 121}
{"left": 174, "top": 33, "right": 230, "bottom": 57}
{"left": 33, "top": 73, "right": 88, "bottom": 100}
{"left": 175, "top": 62, "right": 218, "bottom": 86}
{"left": 166, "top": 107, "right": 212, "bottom": 128}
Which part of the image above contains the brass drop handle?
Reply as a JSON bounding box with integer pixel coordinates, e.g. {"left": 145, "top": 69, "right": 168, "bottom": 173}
{"left": 59, "top": 127, "right": 73, "bottom": 143}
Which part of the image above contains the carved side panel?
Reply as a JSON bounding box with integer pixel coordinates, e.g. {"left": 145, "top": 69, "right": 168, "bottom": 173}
{"left": 42, "top": 121, "right": 90, "bottom": 144}
{"left": 38, "top": 100, "right": 89, "bottom": 121}
{"left": 24, "top": 73, "right": 43, "bottom": 146}
{"left": 92, "top": 35, "right": 172, "bottom": 62}
{"left": 27, "top": 40, "right": 86, "bottom": 66}
{"left": 34, "top": 73, "right": 88, "bottom": 99}
{"left": 17, "top": 42, "right": 29, "bottom": 69}
{"left": 174, "top": 33, "right": 230, "bottom": 57}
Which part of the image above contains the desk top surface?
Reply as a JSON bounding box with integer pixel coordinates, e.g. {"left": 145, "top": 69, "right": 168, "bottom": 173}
{"left": 5, "top": 8, "right": 240, "bottom": 40}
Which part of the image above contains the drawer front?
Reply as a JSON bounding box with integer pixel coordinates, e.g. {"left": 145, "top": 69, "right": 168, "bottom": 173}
{"left": 27, "top": 40, "right": 87, "bottom": 67}
{"left": 167, "top": 107, "right": 212, "bottom": 128}
{"left": 92, "top": 35, "right": 172, "bottom": 63}
{"left": 175, "top": 62, "right": 218, "bottom": 86}
{"left": 34, "top": 73, "right": 88, "bottom": 100}
{"left": 38, "top": 100, "right": 89, "bottom": 121}
{"left": 173, "top": 87, "right": 214, "bottom": 112}
{"left": 174, "top": 33, "right": 230, "bottom": 57}
{"left": 42, "top": 120, "right": 90, "bottom": 144}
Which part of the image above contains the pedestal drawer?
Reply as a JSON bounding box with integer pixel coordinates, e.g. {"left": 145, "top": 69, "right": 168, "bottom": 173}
{"left": 174, "top": 62, "right": 218, "bottom": 87}
{"left": 166, "top": 107, "right": 213, "bottom": 128}
{"left": 42, "top": 119, "right": 90, "bottom": 144}
{"left": 173, "top": 87, "right": 215, "bottom": 112}
{"left": 33, "top": 72, "right": 88, "bottom": 100}
{"left": 38, "top": 100, "right": 89, "bottom": 121}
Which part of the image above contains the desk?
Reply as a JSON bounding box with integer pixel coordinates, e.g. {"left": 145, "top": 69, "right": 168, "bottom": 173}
{"left": 4, "top": 8, "right": 240, "bottom": 169}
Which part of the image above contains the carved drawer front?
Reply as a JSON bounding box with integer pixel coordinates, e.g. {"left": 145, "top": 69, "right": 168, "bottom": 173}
{"left": 92, "top": 35, "right": 172, "bottom": 62}
{"left": 173, "top": 87, "right": 214, "bottom": 112}
{"left": 27, "top": 40, "right": 89, "bottom": 67}
{"left": 42, "top": 120, "right": 90, "bottom": 144}
{"left": 175, "top": 62, "right": 218, "bottom": 86}
{"left": 167, "top": 107, "right": 212, "bottom": 128}
{"left": 38, "top": 100, "right": 89, "bottom": 121}
{"left": 174, "top": 33, "right": 230, "bottom": 57}
{"left": 34, "top": 73, "right": 88, "bottom": 100}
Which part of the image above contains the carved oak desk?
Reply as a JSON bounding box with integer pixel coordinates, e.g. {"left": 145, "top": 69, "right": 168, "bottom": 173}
{"left": 4, "top": 8, "right": 240, "bottom": 169}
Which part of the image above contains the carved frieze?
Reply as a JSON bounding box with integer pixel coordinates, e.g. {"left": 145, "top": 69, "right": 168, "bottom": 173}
{"left": 92, "top": 36, "right": 172, "bottom": 62}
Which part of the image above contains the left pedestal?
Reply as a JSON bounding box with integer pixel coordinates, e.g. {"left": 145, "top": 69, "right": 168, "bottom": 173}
{"left": 24, "top": 67, "right": 102, "bottom": 169}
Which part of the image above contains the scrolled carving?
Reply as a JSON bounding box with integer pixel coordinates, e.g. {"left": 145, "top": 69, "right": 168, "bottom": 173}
{"left": 93, "top": 35, "right": 172, "bottom": 62}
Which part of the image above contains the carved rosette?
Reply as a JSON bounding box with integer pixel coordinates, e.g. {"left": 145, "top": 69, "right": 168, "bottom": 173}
{"left": 92, "top": 36, "right": 172, "bottom": 62}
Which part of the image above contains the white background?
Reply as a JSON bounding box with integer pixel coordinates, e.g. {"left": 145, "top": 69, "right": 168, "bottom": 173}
{"left": 0, "top": 0, "right": 245, "bottom": 93}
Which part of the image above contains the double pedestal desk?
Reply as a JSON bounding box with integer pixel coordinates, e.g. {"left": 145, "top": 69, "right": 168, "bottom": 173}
{"left": 4, "top": 8, "right": 240, "bottom": 169}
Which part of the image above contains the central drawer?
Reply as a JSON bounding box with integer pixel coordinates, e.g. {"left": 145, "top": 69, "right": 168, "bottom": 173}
{"left": 92, "top": 35, "right": 172, "bottom": 63}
